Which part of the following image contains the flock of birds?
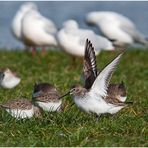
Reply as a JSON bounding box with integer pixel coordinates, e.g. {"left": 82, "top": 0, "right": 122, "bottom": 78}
{"left": 11, "top": 2, "right": 148, "bottom": 56}
{"left": 0, "top": 38, "right": 130, "bottom": 119}
{"left": 1, "top": 1, "right": 147, "bottom": 119}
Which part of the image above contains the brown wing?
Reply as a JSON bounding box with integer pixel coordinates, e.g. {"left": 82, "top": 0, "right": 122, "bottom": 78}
{"left": 34, "top": 90, "right": 60, "bottom": 103}
{"left": 83, "top": 39, "right": 98, "bottom": 89}
{"left": 104, "top": 95, "right": 127, "bottom": 106}
{"left": 33, "top": 83, "right": 56, "bottom": 94}
{"left": 107, "top": 82, "right": 127, "bottom": 100}
{"left": 107, "top": 84, "right": 118, "bottom": 97}
{"left": 1, "top": 98, "right": 32, "bottom": 110}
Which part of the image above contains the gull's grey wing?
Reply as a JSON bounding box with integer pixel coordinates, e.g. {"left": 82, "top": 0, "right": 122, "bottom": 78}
{"left": 83, "top": 39, "right": 98, "bottom": 89}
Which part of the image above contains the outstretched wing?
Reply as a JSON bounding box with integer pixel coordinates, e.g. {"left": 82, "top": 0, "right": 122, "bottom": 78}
{"left": 89, "top": 53, "right": 123, "bottom": 98}
{"left": 83, "top": 39, "right": 98, "bottom": 89}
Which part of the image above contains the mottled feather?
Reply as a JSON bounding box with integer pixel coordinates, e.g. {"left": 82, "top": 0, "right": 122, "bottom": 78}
{"left": 33, "top": 83, "right": 60, "bottom": 103}
{"left": 83, "top": 39, "right": 98, "bottom": 89}
{"left": 1, "top": 98, "right": 32, "bottom": 110}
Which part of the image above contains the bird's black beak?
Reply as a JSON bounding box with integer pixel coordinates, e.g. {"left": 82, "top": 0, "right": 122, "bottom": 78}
{"left": 0, "top": 72, "right": 4, "bottom": 80}
{"left": 58, "top": 91, "right": 70, "bottom": 99}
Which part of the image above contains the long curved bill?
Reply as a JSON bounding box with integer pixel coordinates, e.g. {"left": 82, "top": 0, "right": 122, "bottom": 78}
{"left": 58, "top": 91, "right": 70, "bottom": 99}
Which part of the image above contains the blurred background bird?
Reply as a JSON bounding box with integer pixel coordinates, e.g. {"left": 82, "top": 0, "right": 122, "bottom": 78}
{"left": 57, "top": 19, "right": 115, "bottom": 63}
{"left": 86, "top": 11, "right": 148, "bottom": 48}
{"left": 0, "top": 1, "right": 148, "bottom": 51}
{"left": 11, "top": 2, "right": 38, "bottom": 42}
{"left": 0, "top": 68, "right": 21, "bottom": 89}
{"left": 11, "top": 2, "right": 58, "bottom": 55}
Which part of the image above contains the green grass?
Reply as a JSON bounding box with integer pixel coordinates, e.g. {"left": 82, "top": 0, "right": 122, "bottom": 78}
{"left": 0, "top": 49, "right": 147, "bottom": 146}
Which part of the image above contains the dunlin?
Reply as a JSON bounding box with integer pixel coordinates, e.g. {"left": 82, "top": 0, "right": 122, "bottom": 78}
{"left": 0, "top": 68, "right": 21, "bottom": 89}
{"left": 0, "top": 98, "right": 41, "bottom": 119}
{"left": 83, "top": 39, "right": 127, "bottom": 102}
{"left": 33, "top": 83, "right": 62, "bottom": 112}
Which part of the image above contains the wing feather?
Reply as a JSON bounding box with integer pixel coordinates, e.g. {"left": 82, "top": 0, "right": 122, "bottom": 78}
{"left": 90, "top": 53, "right": 123, "bottom": 98}
{"left": 83, "top": 39, "right": 98, "bottom": 89}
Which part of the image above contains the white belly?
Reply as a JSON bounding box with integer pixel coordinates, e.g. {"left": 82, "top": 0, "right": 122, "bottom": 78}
{"left": 6, "top": 108, "right": 34, "bottom": 119}
{"left": 36, "top": 101, "right": 62, "bottom": 112}
{"left": 1, "top": 77, "right": 20, "bottom": 89}
{"left": 73, "top": 96, "right": 110, "bottom": 115}
{"left": 118, "top": 96, "right": 127, "bottom": 102}
{"left": 73, "top": 94, "right": 125, "bottom": 115}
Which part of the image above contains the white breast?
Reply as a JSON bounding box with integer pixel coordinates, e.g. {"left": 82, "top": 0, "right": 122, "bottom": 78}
{"left": 118, "top": 96, "right": 127, "bottom": 102}
{"left": 73, "top": 95, "right": 111, "bottom": 115}
{"left": 36, "top": 101, "right": 62, "bottom": 112}
{"left": 6, "top": 107, "right": 34, "bottom": 119}
{"left": 1, "top": 77, "right": 21, "bottom": 89}
{"left": 73, "top": 93, "right": 125, "bottom": 115}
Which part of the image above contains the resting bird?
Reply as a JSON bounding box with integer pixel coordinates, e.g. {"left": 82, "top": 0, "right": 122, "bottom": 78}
{"left": 11, "top": 2, "right": 38, "bottom": 42}
{"left": 57, "top": 19, "right": 115, "bottom": 58}
{"left": 21, "top": 6, "right": 57, "bottom": 55}
{"left": 0, "top": 98, "right": 42, "bottom": 119}
{"left": 0, "top": 68, "right": 21, "bottom": 89}
{"left": 86, "top": 11, "right": 148, "bottom": 47}
{"left": 32, "top": 83, "right": 62, "bottom": 112}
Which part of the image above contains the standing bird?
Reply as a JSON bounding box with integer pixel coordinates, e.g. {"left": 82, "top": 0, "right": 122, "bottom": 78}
{"left": 0, "top": 98, "right": 42, "bottom": 119}
{"left": 0, "top": 68, "right": 21, "bottom": 89}
{"left": 86, "top": 11, "right": 148, "bottom": 47}
{"left": 60, "top": 40, "right": 131, "bottom": 116}
{"left": 57, "top": 19, "right": 115, "bottom": 58}
{"left": 11, "top": 2, "right": 38, "bottom": 42}
{"left": 21, "top": 8, "right": 57, "bottom": 55}
{"left": 32, "top": 83, "right": 62, "bottom": 112}
{"left": 83, "top": 39, "right": 127, "bottom": 102}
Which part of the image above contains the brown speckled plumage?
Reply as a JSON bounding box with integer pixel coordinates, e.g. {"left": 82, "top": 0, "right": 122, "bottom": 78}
{"left": 33, "top": 83, "right": 61, "bottom": 103}
{"left": 33, "top": 106, "right": 43, "bottom": 117}
{"left": 104, "top": 95, "right": 127, "bottom": 106}
{"left": 107, "top": 82, "right": 126, "bottom": 98}
{"left": 1, "top": 98, "right": 32, "bottom": 110}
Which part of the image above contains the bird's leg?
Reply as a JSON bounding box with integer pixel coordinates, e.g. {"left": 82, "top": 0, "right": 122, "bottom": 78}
{"left": 32, "top": 46, "right": 37, "bottom": 56}
{"left": 80, "top": 57, "right": 83, "bottom": 65}
{"left": 71, "top": 56, "right": 83, "bottom": 65}
{"left": 41, "top": 46, "right": 46, "bottom": 56}
{"left": 95, "top": 114, "right": 102, "bottom": 121}
{"left": 90, "top": 112, "right": 101, "bottom": 121}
